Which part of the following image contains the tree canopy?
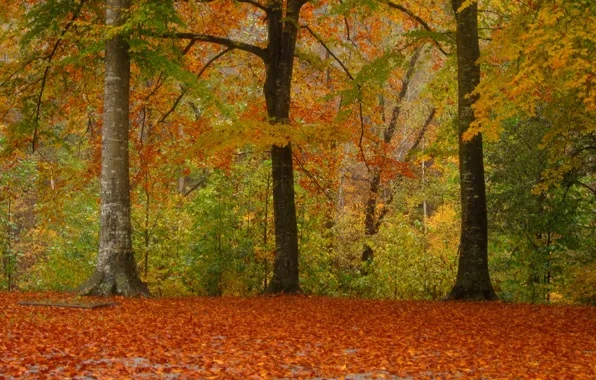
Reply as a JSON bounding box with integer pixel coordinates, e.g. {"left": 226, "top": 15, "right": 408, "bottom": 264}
{"left": 0, "top": 0, "right": 594, "bottom": 304}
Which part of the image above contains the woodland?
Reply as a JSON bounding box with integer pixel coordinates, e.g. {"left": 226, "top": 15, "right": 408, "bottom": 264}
{"left": 1, "top": 0, "right": 596, "bottom": 302}
{"left": 0, "top": 0, "right": 595, "bottom": 377}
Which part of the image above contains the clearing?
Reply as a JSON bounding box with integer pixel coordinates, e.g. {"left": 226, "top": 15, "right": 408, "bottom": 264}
{"left": 1, "top": 292, "right": 595, "bottom": 379}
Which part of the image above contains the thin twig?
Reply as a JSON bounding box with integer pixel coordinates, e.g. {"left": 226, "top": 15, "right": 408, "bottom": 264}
{"left": 381, "top": 0, "right": 450, "bottom": 56}
{"left": 302, "top": 25, "right": 354, "bottom": 80}
{"left": 32, "top": 0, "right": 87, "bottom": 152}
{"left": 293, "top": 147, "right": 335, "bottom": 204}
{"left": 303, "top": 24, "right": 372, "bottom": 171}
{"left": 159, "top": 48, "right": 231, "bottom": 123}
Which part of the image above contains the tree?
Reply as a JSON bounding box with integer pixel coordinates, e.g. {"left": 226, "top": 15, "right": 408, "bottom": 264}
{"left": 262, "top": 0, "right": 305, "bottom": 293}
{"left": 360, "top": 49, "right": 437, "bottom": 262}
{"left": 471, "top": 0, "right": 595, "bottom": 196}
{"left": 470, "top": 0, "right": 595, "bottom": 304}
{"left": 444, "top": 0, "right": 497, "bottom": 301}
{"left": 78, "top": 0, "right": 149, "bottom": 297}
{"left": 174, "top": 0, "right": 307, "bottom": 293}
{"left": 485, "top": 115, "right": 596, "bottom": 303}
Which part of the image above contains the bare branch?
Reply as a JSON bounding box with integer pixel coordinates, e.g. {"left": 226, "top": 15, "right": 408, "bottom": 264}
{"left": 301, "top": 25, "right": 372, "bottom": 171}
{"left": 574, "top": 181, "right": 596, "bottom": 197}
{"left": 358, "top": 100, "right": 372, "bottom": 172}
{"left": 407, "top": 107, "right": 435, "bottom": 155}
{"left": 236, "top": 0, "right": 269, "bottom": 13}
{"left": 181, "top": 39, "right": 197, "bottom": 55}
{"left": 374, "top": 107, "right": 436, "bottom": 232}
{"left": 381, "top": 0, "right": 450, "bottom": 56}
{"left": 293, "top": 147, "right": 336, "bottom": 204}
{"left": 196, "top": 0, "right": 269, "bottom": 13}
{"left": 159, "top": 48, "right": 232, "bottom": 123}
{"left": 302, "top": 25, "right": 354, "bottom": 80}
{"left": 384, "top": 46, "right": 422, "bottom": 144}
{"left": 31, "top": 0, "right": 87, "bottom": 152}
{"left": 174, "top": 33, "right": 267, "bottom": 61}
{"left": 183, "top": 178, "right": 209, "bottom": 197}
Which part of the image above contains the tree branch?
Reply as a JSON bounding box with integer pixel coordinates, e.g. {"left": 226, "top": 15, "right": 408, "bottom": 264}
{"left": 183, "top": 178, "right": 209, "bottom": 197}
{"left": 374, "top": 192, "right": 394, "bottom": 232}
{"left": 236, "top": 0, "right": 269, "bottom": 13}
{"left": 196, "top": 0, "right": 269, "bottom": 13}
{"left": 384, "top": 46, "right": 422, "bottom": 144}
{"left": 32, "top": 0, "right": 87, "bottom": 152}
{"left": 302, "top": 25, "right": 354, "bottom": 80}
{"left": 302, "top": 25, "right": 371, "bottom": 171}
{"left": 159, "top": 48, "right": 232, "bottom": 123}
{"left": 375, "top": 107, "right": 435, "bottom": 231}
{"left": 293, "top": 147, "right": 336, "bottom": 204}
{"left": 174, "top": 33, "right": 267, "bottom": 61}
{"left": 358, "top": 100, "right": 372, "bottom": 172}
{"left": 574, "top": 181, "right": 596, "bottom": 197}
{"left": 408, "top": 108, "right": 435, "bottom": 155}
{"left": 380, "top": 0, "right": 450, "bottom": 56}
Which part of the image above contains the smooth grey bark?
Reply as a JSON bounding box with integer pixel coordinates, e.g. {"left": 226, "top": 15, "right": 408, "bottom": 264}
{"left": 444, "top": 0, "right": 497, "bottom": 301}
{"left": 264, "top": 0, "right": 305, "bottom": 294}
{"left": 79, "top": 0, "right": 149, "bottom": 297}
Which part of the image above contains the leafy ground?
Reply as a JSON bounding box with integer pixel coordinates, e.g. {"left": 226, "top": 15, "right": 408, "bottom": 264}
{"left": 1, "top": 292, "right": 595, "bottom": 379}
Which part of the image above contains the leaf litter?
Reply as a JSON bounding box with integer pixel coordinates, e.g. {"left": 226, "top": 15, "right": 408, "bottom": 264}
{"left": 1, "top": 292, "right": 595, "bottom": 379}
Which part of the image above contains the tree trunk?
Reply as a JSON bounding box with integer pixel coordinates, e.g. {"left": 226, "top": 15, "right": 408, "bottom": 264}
{"left": 2, "top": 194, "right": 13, "bottom": 291}
{"left": 362, "top": 171, "right": 381, "bottom": 262}
{"left": 78, "top": 0, "right": 149, "bottom": 297}
{"left": 264, "top": 0, "right": 303, "bottom": 293}
{"left": 444, "top": 0, "right": 497, "bottom": 301}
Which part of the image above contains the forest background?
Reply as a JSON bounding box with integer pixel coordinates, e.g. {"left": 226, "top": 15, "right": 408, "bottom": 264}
{"left": 0, "top": 0, "right": 594, "bottom": 304}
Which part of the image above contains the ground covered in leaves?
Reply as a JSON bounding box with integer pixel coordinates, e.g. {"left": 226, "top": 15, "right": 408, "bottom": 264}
{"left": 1, "top": 293, "right": 595, "bottom": 379}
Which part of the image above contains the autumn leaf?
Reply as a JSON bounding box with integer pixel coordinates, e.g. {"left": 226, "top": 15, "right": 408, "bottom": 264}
{"left": 2, "top": 292, "right": 596, "bottom": 378}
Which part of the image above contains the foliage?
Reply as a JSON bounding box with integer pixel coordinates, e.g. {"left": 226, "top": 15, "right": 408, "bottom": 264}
{"left": 183, "top": 169, "right": 260, "bottom": 296}
{"left": 486, "top": 116, "right": 596, "bottom": 304}
{"left": 471, "top": 0, "right": 596, "bottom": 191}
{"left": 0, "top": 0, "right": 594, "bottom": 304}
{"left": 360, "top": 172, "right": 460, "bottom": 300}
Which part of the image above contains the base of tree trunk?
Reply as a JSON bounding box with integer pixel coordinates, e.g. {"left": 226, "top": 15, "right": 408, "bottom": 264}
{"left": 264, "top": 278, "right": 301, "bottom": 295}
{"left": 443, "top": 285, "right": 498, "bottom": 301}
{"left": 78, "top": 268, "right": 150, "bottom": 297}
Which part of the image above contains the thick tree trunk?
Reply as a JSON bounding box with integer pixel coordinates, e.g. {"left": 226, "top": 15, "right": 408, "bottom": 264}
{"left": 268, "top": 144, "right": 300, "bottom": 292}
{"left": 445, "top": 0, "right": 497, "bottom": 301}
{"left": 79, "top": 0, "right": 149, "bottom": 297}
{"left": 264, "top": 0, "right": 303, "bottom": 293}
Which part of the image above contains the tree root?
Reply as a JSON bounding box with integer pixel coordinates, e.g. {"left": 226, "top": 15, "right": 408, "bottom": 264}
{"left": 443, "top": 285, "right": 499, "bottom": 302}
{"left": 78, "top": 270, "right": 150, "bottom": 298}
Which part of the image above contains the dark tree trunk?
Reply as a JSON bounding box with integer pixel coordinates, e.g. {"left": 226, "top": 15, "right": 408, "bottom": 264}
{"left": 78, "top": 0, "right": 149, "bottom": 297}
{"left": 444, "top": 0, "right": 497, "bottom": 301}
{"left": 362, "top": 171, "right": 381, "bottom": 262}
{"left": 264, "top": 0, "right": 304, "bottom": 293}
{"left": 2, "top": 194, "right": 14, "bottom": 291}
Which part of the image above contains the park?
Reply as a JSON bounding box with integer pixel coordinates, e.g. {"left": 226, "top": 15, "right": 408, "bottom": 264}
{"left": 1, "top": 0, "right": 594, "bottom": 378}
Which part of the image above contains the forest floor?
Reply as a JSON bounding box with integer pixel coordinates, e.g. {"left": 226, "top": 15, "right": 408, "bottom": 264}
{"left": 1, "top": 292, "right": 595, "bottom": 379}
